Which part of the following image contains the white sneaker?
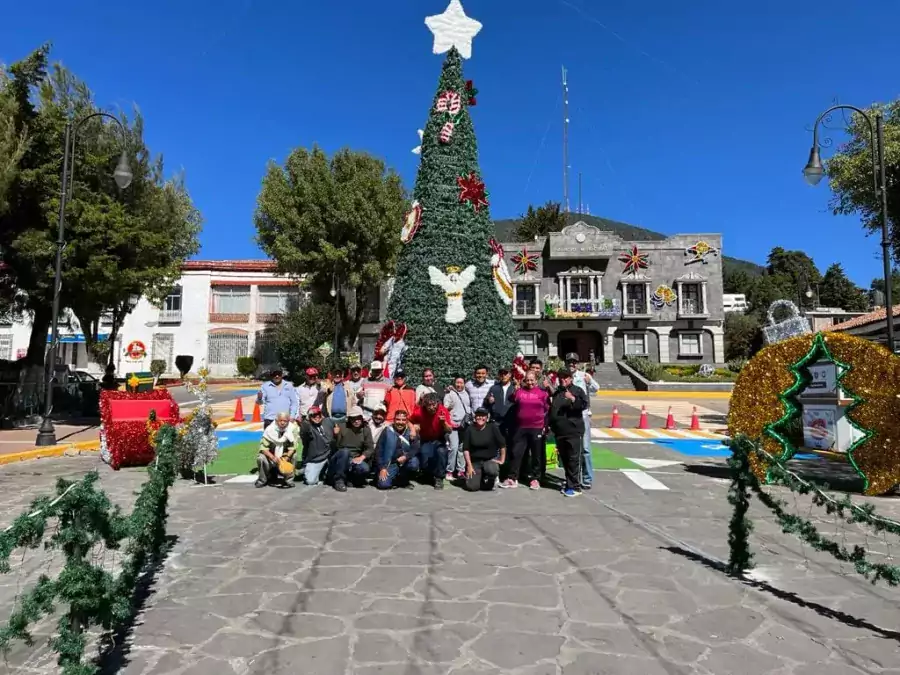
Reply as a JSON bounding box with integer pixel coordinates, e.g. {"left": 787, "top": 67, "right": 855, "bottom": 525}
{"left": 498, "top": 479, "right": 518, "bottom": 489}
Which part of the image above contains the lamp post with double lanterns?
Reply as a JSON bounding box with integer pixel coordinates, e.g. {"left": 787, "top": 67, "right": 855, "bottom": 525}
{"left": 35, "top": 112, "right": 133, "bottom": 447}
{"left": 803, "top": 104, "right": 894, "bottom": 352}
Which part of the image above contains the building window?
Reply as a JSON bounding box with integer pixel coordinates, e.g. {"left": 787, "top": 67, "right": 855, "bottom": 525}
{"left": 681, "top": 283, "right": 703, "bottom": 315}
{"left": 257, "top": 287, "right": 301, "bottom": 315}
{"left": 518, "top": 332, "right": 539, "bottom": 357}
{"left": 0, "top": 334, "right": 11, "bottom": 361}
{"left": 361, "top": 292, "right": 381, "bottom": 323}
{"left": 212, "top": 285, "right": 251, "bottom": 314}
{"left": 625, "top": 285, "right": 647, "bottom": 315}
{"left": 159, "top": 287, "right": 182, "bottom": 323}
{"left": 624, "top": 332, "right": 648, "bottom": 356}
{"left": 679, "top": 332, "right": 702, "bottom": 356}
{"left": 514, "top": 285, "right": 537, "bottom": 316}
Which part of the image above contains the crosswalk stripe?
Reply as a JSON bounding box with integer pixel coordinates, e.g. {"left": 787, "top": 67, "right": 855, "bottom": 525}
{"left": 620, "top": 469, "right": 669, "bottom": 491}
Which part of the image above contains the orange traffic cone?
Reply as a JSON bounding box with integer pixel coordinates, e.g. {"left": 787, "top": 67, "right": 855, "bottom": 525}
{"left": 609, "top": 406, "right": 621, "bottom": 428}
{"left": 637, "top": 405, "right": 649, "bottom": 430}
{"left": 665, "top": 406, "right": 677, "bottom": 430}
{"left": 690, "top": 406, "right": 701, "bottom": 431}
{"left": 232, "top": 398, "right": 244, "bottom": 422}
{"left": 251, "top": 401, "right": 262, "bottom": 423}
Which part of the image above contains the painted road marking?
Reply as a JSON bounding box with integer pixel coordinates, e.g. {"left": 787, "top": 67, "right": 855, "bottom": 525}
{"left": 591, "top": 427, "right": 725, "bottom": 441}
{"left": 225, "top": 474, "right": 259, "bottom": 484}
{"left": 614, "top": 400, "right": 725, "bottom": 424}
{"left": 620, "top": 469, "right": 670, "bottom": 491}
{"left": 627, "top": 458, "right": 682, "bottom": 469}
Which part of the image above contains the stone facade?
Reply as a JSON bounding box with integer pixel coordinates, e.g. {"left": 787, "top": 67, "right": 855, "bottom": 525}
{"left": 500, "top": 221, "right": 725, "bottom": 365}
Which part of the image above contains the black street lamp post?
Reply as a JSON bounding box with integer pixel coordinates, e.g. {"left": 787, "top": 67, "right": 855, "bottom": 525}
{"left": 35, "top": 113, "right": 133, "bottom": 447}
{"left": 803, "top": 104, "right": 894, "bottom": 352}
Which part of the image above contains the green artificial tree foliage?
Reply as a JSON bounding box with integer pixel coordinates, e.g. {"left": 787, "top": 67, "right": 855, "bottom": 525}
{"left": 386, "top": 48, "right": 517, "bottom": 385}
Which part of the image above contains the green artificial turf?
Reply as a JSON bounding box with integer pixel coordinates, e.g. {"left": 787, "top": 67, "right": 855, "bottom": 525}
{"left": 206, "top": 440, "right": 260, "bottom": 476}
{"left": 546, "top": 442, "right": 642, "bottom": 471}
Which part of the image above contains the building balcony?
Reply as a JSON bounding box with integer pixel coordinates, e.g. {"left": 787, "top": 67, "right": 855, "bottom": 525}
{"left": 255, "top": 313, "right": 284, "bottom": 324}
{"left": 542, "top": 296, "right": 621, "bottom": 320}
{"left": 209, "top": 312, "right": 250, "bottom": 324}
{"left": 678, "top": 301, "right": 709, "bottom": 319}
{"left": 157, "top": 309, "right": 182, "bottom": 324}
{"left": 513, "top": 301, "right": 541, "bottom": 318}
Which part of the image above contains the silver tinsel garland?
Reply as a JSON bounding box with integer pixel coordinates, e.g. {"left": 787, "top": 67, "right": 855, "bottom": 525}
{"left": 177, "top": 369, "right": 219, "bottom": 469}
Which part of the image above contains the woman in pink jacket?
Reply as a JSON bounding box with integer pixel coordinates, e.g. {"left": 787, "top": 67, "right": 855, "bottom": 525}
{"left": 499, "top": 372, "right": 550, "bottom": 490}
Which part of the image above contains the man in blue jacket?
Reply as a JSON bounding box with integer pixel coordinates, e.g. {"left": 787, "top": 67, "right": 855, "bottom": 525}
{"left": 375, "top": 410, "right": 420, "bottom": 490}
{"left": 257, "top": 369, "right": 299, "bottom": 430}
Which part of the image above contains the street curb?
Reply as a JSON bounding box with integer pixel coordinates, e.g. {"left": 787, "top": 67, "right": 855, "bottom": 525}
{"left": 594, "top": 390, "right": 731, "bottom": 399}
{"left": 0, "top": 439, "right": 101, "bottom": 466}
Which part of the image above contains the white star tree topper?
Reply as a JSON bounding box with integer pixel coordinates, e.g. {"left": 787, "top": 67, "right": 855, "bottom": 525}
{"left": 425, "top": 0, "right": 483, "bottom": 60}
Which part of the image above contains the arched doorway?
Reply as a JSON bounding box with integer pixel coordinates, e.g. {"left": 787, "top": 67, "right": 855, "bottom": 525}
{"left": 558, "top": 330, "right": 603, "bottom": 364}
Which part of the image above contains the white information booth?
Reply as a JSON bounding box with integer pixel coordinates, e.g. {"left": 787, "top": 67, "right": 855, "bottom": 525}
{"left": 797, "top": 361, "right": 865, "bottom": 453}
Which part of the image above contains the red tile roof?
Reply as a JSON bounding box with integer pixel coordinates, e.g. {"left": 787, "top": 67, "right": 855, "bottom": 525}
{"left": 182, "top": 260, "right": 277, "bottom": 272}
{"left": 829, "top": 305, "right": 900, "bottom": 331}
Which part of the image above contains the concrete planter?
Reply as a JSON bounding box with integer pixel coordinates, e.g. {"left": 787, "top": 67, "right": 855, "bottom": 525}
{"left": 618, "top": 361, "right": 735, "bottom": 393}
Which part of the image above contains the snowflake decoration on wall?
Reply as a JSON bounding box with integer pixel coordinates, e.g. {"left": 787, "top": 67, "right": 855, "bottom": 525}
{"left": 618, "top": 245, "right": 649, "bottom": 275}
{"left": 511, "top": 247, "right": 541, "bottom": 274}
{"left": 685, "top": 240, "right": 719, "bottom": 264}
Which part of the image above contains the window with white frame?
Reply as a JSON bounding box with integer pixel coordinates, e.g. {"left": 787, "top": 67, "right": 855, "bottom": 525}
{"left": 679, "top": 332, "right": 703, "bottom": 356}
{"left": 514, "top": 285, "right": 537, "bottom": 316}
{"left": 517, "top": 332, "right": 539, "bottom": 357}
{"left": 257, "top": 287, "right": 301, "bottom": 315}
{"left": 624, "top": 332, "right": 648, "bottom": 356}
{"left": 681, "top": 283, "right": 703, "bottom": 315}
{"left": 212, "top": 285, "right": 251, "bottom": 313}
{"left": 164, "top": 287, "right": 182, "bottom": 312}
{"left": 625, "top": 284, "right": 648, "bottom": 314}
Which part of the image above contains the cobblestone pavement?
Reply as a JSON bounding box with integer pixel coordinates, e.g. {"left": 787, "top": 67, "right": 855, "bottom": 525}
{"left": 1, "top": 456, "right": 899, "bottom": 674}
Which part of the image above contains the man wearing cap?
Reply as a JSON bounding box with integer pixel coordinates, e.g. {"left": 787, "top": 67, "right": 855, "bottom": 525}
{"left": 383, "top": 370, "right": 417, "bottom": 422}
{"left": 358, "top": 361, "right": 391, "bottom": 420}
{"left": 566, "top": 352, "right": 600, "bottom": 490}
{"left": 486, "top": 368, "right": 517, "bottom": 482}
{"left": 409, "top": 393, "right": 452, "bottom": 489}
{"left": 548, "top": 368, "right": 589, "bottom": 497}
{"left": 329, "top": 406, "right": 375, "bottom": 491}
{"left": 346, "top": 364, "right": 365, "bottom": 400}
{"left": 297, "top": 367, "right": 325, "bottom": 421}
{"left": 257, "top": 369, "right": 299, "bottom": 430}
{"left": 299, "top": 404, "right": 336, "bottom": 485}
{"left": 368, "top": 405, "right": 389, "bottom": 446}
{"left": 375, "top": 409, "right": 420, "bottom": 489}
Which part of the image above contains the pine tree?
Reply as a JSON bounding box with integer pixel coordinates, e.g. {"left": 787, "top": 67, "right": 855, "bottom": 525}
{"left": 386, "top": 47, "right": 517, "bottom": 385}
{"left": 819, "top": 263, "right": 869, "bottom": 312}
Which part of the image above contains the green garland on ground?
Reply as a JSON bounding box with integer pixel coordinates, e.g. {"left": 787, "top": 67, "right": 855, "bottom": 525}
{"left": 728, "top": 435, "right": 900, "bottom": 586}
{"left": 0, "top": 423, "right": 179, "bottom": 675}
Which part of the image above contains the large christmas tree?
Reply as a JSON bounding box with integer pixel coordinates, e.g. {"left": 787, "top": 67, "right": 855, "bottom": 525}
{"left": 384, "top": 1, "right": 517, "bottom": 385}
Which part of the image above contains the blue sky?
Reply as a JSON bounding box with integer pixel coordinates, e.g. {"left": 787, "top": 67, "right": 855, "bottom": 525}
{"left": 2, "top": 0, "right": 896, "bottom": 286}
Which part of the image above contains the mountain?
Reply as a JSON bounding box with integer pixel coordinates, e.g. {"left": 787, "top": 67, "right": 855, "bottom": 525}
{"left": 493, "top": 213, "right": 765, "bottom": 277}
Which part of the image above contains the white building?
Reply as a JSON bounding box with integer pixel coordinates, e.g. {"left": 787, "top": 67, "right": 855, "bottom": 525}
{"left": 0, "top": 260, "right": 309, "bottom": 377}
{"left": 723, "top": 293, "right": 749, "bottom": 313}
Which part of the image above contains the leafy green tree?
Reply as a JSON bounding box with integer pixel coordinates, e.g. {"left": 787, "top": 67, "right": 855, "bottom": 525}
{"left": 825, "top": 101, "right": 900, "bottom": 262}
{"left": 0, "top": 70, "right": 26, "bottom": 216}
{"left": 255, "top": 146, "right": 406, "bottom": 348}
{"left": 724, "top": 312, "right": 761, "bottom": 360}
{"left": 764, "top": 247, "right": 821, "bottom": 311}
{"left": 385, "top": 48, "right": 517, "bottom": 384}
{"left": 870, "top": 270, "right": 900, "bottom": 307}
{"left": 0, "top": 46, "right": 201, "bottom": 365}
{"left": 818, "top": 263, "right": 868, "bottom": 311}
{"left": 514, "top": 200, "right": 567, "bottom": 241}
{"left": 274, "top": 303, "right": 334, "bottom": 378}
{"left": 723, "top": 268, "right": 753, "bottom": 295}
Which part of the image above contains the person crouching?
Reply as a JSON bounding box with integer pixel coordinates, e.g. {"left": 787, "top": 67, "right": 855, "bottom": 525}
{"left": 375, "top": 410, "right": 420, "bottom": 490}
{"left": 329, "top": 406, "right": 375, "bottom": 491}
{"left": 256, "top": 412, "right": 299, "bottom": 488}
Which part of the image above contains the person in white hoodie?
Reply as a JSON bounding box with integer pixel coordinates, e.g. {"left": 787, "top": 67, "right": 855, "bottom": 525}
{"left": 256, "top": 412, "right": 300, "bottom": 488}
{"left": 565, "top": 353, "right": 600, "bottom": 490}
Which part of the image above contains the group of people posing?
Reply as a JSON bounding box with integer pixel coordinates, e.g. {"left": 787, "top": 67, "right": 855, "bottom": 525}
{"left": 254, "top": 353, "right": 600, "bottom": 497}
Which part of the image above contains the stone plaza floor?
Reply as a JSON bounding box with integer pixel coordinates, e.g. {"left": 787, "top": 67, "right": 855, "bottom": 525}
{"left": 1, "top": 455, "right": 899, "bottom": 674}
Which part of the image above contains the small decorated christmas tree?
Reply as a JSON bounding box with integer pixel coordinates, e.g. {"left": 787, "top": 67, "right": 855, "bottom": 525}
{"left": 386, "top": 0, "right": 517, "bottom": 384}
{"left": 177, "top": 367, "right": 219, "bottom": 476}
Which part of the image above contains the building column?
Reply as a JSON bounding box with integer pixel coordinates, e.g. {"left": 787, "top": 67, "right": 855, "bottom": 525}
{"left": 644, "top": 283, "right": 652, "bottom": 313}
{"left": 535, "top": 283, "right": 541, "bottom": 316}
{"left": 706, "top": 325, "right": 725, "bottom": 363}
{"left": 701, "top": 282, "right": 709, "bottom": 315}
{"left": 649, "top": 326, "right": 674, "bottom": 364}
{"left": 621, "top": 281, "right": 628, "bottom": 316}
{"left": 676, "top": 282, "right": 683, "bottom": 314}
{"left": 604, "top": 326, "right": 617, "bottom": 363}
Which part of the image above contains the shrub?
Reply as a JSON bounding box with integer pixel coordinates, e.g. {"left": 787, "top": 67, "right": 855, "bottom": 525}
{"left": 624, "top": 356, "right": 664, "bottom": 381}
{"left": 150, "top": 360, "right": 167, "bottom": 378}
{"left": 236, "top": 356, "right": 257, "bottom": 377}
{"left": 727, "top": 357, "right": 748, "bottom": 373}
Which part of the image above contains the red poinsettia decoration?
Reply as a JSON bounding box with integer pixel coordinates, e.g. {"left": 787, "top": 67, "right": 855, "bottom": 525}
{"left": 618, "top": 245, "right": 650, "bottom": 275}
{"left": 457, "top": 172, "right": 489, "bottom": 212}
{"left": 465, "top": 80, "right": 478, "bottom": 106}
{"left": 511, "top": 247, "right": 541, "bottom": 274}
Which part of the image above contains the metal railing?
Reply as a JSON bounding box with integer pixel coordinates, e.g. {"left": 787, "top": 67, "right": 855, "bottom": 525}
{"left": 157, "top": 309, "right": 182, "bottom": 324}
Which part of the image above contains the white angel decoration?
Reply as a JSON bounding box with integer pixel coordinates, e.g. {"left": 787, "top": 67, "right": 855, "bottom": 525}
{"left": 428, "top": 264, "right": 477, "bottom": 324}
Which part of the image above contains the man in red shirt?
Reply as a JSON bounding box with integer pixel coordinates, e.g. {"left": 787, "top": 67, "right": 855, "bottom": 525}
{"left": 410, "top": 392, "right": 452, "bottom": 490}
